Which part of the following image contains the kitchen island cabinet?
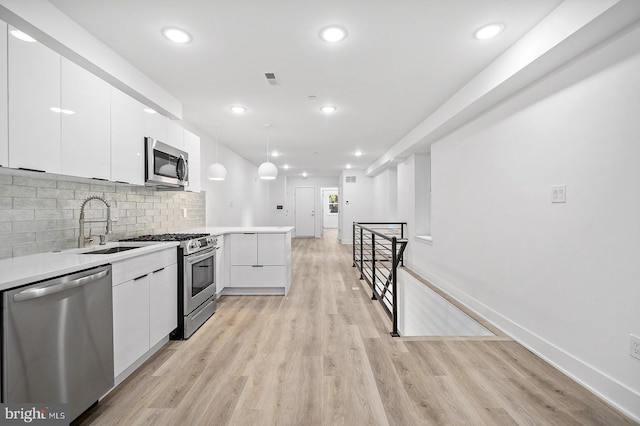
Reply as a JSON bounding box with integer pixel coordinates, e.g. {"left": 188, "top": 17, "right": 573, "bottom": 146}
{"left": 186, "top": 227, "right": 293, "bottom": 296}
{"left": 225, "top": 229, "right": 292, "bottom": 296}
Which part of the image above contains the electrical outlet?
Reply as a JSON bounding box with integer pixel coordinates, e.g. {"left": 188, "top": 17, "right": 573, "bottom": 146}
{"left": 551, "top": 185, "right": 566, "bottom": 203}
{"left": 630, "top": 334, "right": 640, "bottom": 360}
{"left": 182, "top": 208, "right": 188, "bottom": 218}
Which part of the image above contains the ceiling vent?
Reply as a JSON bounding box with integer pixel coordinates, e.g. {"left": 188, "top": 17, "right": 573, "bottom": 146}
{"left": 265, "top": 72, "right": 279, "bottom": 86}
{"left": 345, "top": 176, "right": 356, "bottom": 183}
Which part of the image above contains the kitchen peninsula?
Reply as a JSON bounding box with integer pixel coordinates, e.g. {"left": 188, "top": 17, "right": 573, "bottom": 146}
{"left": 189, "top": 226, "right": 294, "bottom": 297}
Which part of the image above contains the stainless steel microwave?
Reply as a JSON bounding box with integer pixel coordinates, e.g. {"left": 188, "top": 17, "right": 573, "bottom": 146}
{"left": 145, "top": 137, "right": 189, "bottom": 188}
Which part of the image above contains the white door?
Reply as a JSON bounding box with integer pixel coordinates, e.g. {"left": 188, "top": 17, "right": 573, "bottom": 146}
{"left": 295, "top": 187, "right": 315, "bottom": 237}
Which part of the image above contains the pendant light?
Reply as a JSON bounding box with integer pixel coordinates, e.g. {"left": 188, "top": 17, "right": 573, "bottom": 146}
{"left": 207, "top": 127, "right": 227, "bottom": 181}
{"left": 258, "top": 124, "right": 278, "bottom": 180}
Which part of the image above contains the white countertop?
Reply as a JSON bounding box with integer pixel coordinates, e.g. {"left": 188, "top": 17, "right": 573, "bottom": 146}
{"left": 0, "top": 227, "right": 293, "bottom": 292}
{"left": 187, "top": 226, "right": 294, "bottom": 235}
{"left": 0, "top": 241, "right": 178, "bottom": 292}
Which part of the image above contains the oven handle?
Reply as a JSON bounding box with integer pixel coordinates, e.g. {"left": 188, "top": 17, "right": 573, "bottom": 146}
{"left": 185, "top": 248, "right": 216, "bottom": 264}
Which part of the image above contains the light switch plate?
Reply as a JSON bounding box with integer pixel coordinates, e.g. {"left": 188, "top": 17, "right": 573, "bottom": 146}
{"left": 551, "top": 185, "right": 566, "bottom": 203}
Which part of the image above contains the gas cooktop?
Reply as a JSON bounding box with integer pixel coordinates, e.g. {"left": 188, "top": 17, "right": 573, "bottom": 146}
{"left": 120, "top": 233, "right": 210, "bottom": 242}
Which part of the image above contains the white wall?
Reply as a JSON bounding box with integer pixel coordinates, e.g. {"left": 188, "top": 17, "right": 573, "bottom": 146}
{"left": 285, "top": 176, "right": 339, "bottom": 238}
{"left": 339, "top": 170, "right": 373, "bottom": 244}
{"left": 371, "top": 168, "right": 398, "bottom": 222}
{"left": 197, "top": 129, "right": 270, "bottom": 227}
{"left": 397, "top": 26, "right": 640, "bottom": 421}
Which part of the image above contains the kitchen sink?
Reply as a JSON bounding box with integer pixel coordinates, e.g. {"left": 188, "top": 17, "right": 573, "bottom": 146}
{"left": 81, "top": 246, "right": 143, "bottom": 255}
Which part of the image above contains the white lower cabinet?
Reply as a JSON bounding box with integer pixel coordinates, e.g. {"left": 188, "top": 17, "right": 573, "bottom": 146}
{"left": 149, "top": 263, "right": 178, "bottom": 346}
{"left": 227, "top": 233, "right": 290, "bottom": 294}
{"left": 113, "top": 274, "right": 150, "bottom": 378}
{"left": 215, "top": 236, "right": 225, "bottom": 295}
{"left": 112, "top": 248, "right": 177, "bottom": 380}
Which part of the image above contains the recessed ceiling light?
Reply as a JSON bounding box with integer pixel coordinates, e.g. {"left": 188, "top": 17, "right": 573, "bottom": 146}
{"left": 354, "top": 150, "right": 363, "bottom": 157}
{"left": 302, "top": 172, "right": 308, "bottom": 178}
{"left": 272, "top": 151, "right": 279, "bottom": 157}
{"left": 346, "top": 164, "right": 352, "bottom": 169}
{"left": 10, "top": 29, "right": 36, "bottom": 43}
{"left": 283, "top": 164, "right": 290, "bottom": 170}
{"left": 161, "top": 27, "right": 192, "bottom": 44}
{"left": 230, "top": 106, "right": 246, "bottom": 114}
{"left": 143, "top": 108, "right": 157, "bottom": 114}
{"left": 321, "top": 105, "right": 337, "bottom": 114}
{"left": 319, "top": 25, "right": 347, "bottom": 43}
{"left": 474, "top": 23, "right": 504, "bottom": 40}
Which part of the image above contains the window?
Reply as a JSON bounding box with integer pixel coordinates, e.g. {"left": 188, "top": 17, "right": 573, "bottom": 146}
{"left": 328, "top": 193, "right": 338, "bottom": 214}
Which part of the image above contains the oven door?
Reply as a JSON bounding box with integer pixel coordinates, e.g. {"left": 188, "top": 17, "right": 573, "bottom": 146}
{"left": 184, "top": 248, "right": 216, "bottom": 314}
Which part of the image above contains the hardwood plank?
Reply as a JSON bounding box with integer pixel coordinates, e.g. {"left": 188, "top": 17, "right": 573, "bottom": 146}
{"left": 74, "top": 229, "right": 633, "bottom": 426}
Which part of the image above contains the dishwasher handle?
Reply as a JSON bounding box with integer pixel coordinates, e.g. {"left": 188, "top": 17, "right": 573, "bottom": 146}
{"left": 13, "top": 268, "right": 110, "bottom": 303}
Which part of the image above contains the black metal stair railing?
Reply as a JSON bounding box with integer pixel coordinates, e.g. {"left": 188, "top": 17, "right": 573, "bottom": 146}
{"left": 352, "top": 222, "right": 408, "bottom": 337}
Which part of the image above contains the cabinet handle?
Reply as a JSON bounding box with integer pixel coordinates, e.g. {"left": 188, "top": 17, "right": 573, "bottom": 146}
{"left": 18, "top": 167, "right": 45, "bottom": 173}
{"left": 252, "top": 265, "right": 264, "bottom": 268}
{"left": 133, "top": 274, "right": 148, "bottom": 281}
{"left": 152, "top": 267, "right": 165, "bottom": 274}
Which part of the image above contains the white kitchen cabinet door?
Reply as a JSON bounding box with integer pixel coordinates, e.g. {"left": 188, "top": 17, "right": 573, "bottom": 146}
{"left": 184, "top": 129, "right": 201, "bottom": 193}
{"left": 8, "top": 26, "right": 61, "bottom": 173}
{"left": 258, "top": 234, "right": 285, "bottom": 265}
{"left": 229, "top": 266, "right": 285, "bottom": 287}
{"left": 0, "top": 20, "right": 8, "bottom": 167}
{"left": 149, "top": 263, "right": 178, "bottom": 347}
{"left": 113, "top": 276, "right": 150, "bottom": 377}
{"left": 60, "top": 58, "right": 111, "bottom": 180}
{"left": 143, "top": 109, "right": 166, "bottom": 141}
{"left": 111, "top": 87, "right": 145, "bottom": 185}
{"left": 166, "top": 120, "right": 184, "bottom": 149}
{"left": 215, "top": 237, "right": 225, "bottom": 294}
{"left": 230, "top": 233, "right": 258, "bottom": 265}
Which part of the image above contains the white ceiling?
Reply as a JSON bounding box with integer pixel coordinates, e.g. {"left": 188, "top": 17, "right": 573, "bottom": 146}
{"left": 49, "top": 0, "right": 563, "bottom": 177}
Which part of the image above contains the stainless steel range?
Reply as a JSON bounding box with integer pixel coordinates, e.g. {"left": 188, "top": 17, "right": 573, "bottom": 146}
{"left": 121, "top": 233, "right": 218, "bottom": 339}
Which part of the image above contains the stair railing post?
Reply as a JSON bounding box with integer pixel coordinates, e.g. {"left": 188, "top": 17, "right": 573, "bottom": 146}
{"left": 352, "top": 222, "right": 356, "bottom": 267}
{"left": 391, "top": 236, "right": 399, "bottom": 337}
{"left": 359, "top": 226, "right": 364, "bottom": 279}
{"left": 371, "top": 233, "right": 377, "bottom": 300}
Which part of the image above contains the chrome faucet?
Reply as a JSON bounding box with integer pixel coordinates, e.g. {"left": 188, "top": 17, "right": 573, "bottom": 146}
{"left": 78, "top": 196, "right": 112, "bottom": 248}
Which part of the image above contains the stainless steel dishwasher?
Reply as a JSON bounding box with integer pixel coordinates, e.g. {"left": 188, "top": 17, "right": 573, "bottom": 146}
{"left": 2, "top": 265, "right": 114, "bottom": 422}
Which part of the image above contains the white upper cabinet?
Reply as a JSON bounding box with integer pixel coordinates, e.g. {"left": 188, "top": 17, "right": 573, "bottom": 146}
{"left": 8, "top": 26, "right": 61, "bottom": 173}
{"left": 143, "top": 109, "right": 166, "bottom": 142}
{"left": 60, "top": 58, "right": 111, "bottom": 180}
{"left": 184, "top": 129, "right": 201, "bottom": 193}
{"left": 166, "top": 119, "right": 184, "bottom": 149}
{"left": 0, "top": 21, "right": 8, "bottom": 167}
{"left": 111, "top": 87, "right": 145, "bottom": 185}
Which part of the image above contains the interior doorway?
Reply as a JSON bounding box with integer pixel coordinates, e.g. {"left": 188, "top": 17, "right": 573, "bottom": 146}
{"left": 321, "top": 187, "right": 339, "bottom": 229}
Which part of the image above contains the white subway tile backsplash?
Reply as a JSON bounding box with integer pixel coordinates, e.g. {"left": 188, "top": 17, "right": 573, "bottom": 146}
{"left": 0, "top": 209, "right": 35, "bottom": 222}
{"left": 0, "top": 168, "right": 205, "bottom": 259}
{"left": 0, "top": 185, "right": 37, "bottom": 198}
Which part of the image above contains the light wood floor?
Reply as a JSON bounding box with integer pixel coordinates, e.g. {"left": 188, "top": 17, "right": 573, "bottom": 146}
{"left": 75, "top": 229, "right": 634, "bottom": 425}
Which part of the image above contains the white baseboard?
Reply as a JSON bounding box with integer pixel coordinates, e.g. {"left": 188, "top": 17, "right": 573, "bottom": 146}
{"left": 414, "top": 267, "right": 640, "bottom": 423}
